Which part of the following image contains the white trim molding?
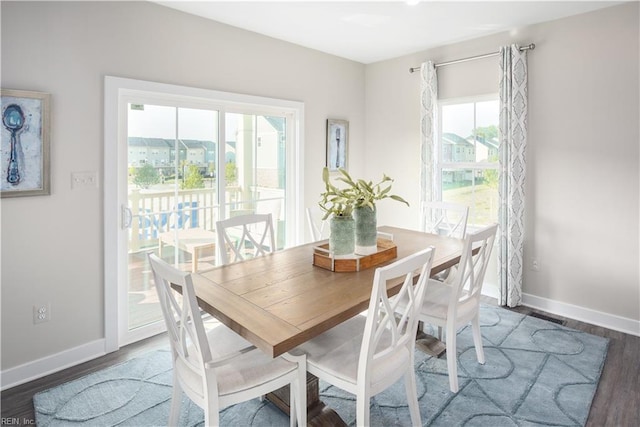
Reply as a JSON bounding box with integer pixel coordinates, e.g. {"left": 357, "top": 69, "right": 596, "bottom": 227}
{"left": 0, "top": 339, "right": 106, "bottom": 391}
{"left": 522, "top": 293, "right": 640, "bottom": 337}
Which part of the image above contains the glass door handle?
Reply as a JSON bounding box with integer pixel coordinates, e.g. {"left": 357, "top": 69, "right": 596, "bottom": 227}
{"left": 121, "top": 205, "right": 133, "bottom": 229}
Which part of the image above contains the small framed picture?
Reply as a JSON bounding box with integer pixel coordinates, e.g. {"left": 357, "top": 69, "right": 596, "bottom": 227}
{"left": 326, "top": 119, "right": 348, "bottom": 171}
{"left": 1, "top": 89, "right": 51, "bottom": 197}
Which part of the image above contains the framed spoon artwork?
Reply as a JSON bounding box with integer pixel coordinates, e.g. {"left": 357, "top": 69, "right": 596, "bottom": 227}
{"left": 0, "top": 89, "right": 50, "bottom": 197}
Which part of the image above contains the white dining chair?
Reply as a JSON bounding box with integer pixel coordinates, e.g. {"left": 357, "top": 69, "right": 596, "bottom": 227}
{"left": 148, "top": 253, "right": 307, "bottom": 427}
{"left": 215, "top": 213, "right": 275, "bottom": 264}
{"left": 422, "top": 201, "right": 469, "bottom": 239}
{"left": 293, "top": 247, "right": 435, "bottom": 426}
{"left": 409, "top": 223, "right": 498, "bottom": 393}
{"left": 422, "top": 201, "right": 470, "bottom": 282}
{"left": 306, "top": 206, "right": 329, "bottom": 242}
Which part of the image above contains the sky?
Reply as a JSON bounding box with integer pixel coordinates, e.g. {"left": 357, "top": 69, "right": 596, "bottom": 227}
{"left": 127, "top": 104, "right": 219, "bottom": 141}
{"left": 128, "top": 100, "right": 499, "bottom": 144}
{"left": 441, "top": 99, "right": 499, "bottom": 138}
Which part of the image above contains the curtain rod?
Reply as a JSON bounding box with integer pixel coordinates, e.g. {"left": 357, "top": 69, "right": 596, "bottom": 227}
{"left": 408, "top": 43, "right": 535, "bottom": 73}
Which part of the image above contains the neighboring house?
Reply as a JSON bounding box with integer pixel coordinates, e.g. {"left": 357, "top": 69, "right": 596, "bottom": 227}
{"left": 127, "top": 123, "right": 281, "bottom": 183}
{"left": 475, "top": 135, "right": 499, "bottom": 162}
{"left": 441, "top": 132, "right": 475, "bottom": 184}
{"left": 441, "top": 132, "right": 475, "bottom": 162}
{"left": 127, "top": 137, "right": 216, "bottom": 172}
{"left": 181, "top": 139, "right": 208, "bottom": 166}
{"left": 127, "top": 137, "right": 174, "bottom": 167}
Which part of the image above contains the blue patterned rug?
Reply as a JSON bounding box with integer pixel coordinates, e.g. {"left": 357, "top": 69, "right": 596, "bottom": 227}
{"left": 34, "top": 305, "right": 608, "bottom": 426}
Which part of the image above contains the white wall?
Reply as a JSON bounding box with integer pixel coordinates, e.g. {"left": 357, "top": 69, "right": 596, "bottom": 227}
{"left": 365, "top": 3, "right": 639, "bottom": 326}
{"left": 0, "top": 1, "right": 365, "bottom": 375}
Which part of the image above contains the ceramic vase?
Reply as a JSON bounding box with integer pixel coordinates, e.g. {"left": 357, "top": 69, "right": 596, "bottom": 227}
{"left": 354, "top": 205, "right": 378, "bottom": 255}
{"left": 329, "top": 215, "right": 355, "bottom": 257}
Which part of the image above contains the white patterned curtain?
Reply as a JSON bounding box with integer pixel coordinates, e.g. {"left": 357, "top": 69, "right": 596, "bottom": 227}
{"left": 499, "top": 45, "right": 528, "bottom": 307}
{"left": 420, "top": 61, "right": 438, "bottom": 218}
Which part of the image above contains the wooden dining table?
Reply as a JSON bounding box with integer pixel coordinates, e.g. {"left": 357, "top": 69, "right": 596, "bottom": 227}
{"left": 189, "top": 225, "right": 467, "bottom": 425}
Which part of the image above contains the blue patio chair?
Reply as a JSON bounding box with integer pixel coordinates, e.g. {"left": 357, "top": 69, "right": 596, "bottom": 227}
{"left": 154, "top": 211, "right": 169, "bottom": 234}
{"left": 138, "top": 209, "right": 155, "bottom": 240}
{"left": 138, "top": 209, "right": 169, "bottom": 239}
{"left": 174, "top": 202, "right": 199, "bottom": 229}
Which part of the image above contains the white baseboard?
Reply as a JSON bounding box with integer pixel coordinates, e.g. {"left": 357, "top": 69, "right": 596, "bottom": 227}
{"left": 1, "top": 339, "right": 106, "bottom": 391}
{"left": 522, "top": 293, "right": 640, "bottom": 337}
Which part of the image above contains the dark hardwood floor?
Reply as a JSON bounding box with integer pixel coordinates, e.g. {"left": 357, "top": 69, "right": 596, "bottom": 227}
{"left": 0, "top": 333, "right": 168, "bottom": 425}
{"left": 2, "top": 302, "right": 638, "bottom": 426}
{"left": 509, "top": 305, "right": 640, "bottom": 427}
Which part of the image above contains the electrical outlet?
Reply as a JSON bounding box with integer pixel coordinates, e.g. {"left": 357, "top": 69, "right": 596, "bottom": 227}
{"left": 71, "top": 171, "right": 98, "bottom": 189}
{"left": 33, "top": 303, "right": 51, "bottom": 324}
{"left": 531, "top": 258, "right": 540, "bottom": 272}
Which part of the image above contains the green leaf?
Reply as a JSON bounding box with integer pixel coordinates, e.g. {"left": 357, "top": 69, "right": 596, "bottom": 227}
{"left": 389, "top": 194, "right": 410, "bottom": 206}
{"left": 338, "top": 168, "right": 356, "bottom": 185}
{"left": 357, "top": 179, "right": 373, "bottom": 192}
{"left": 379, "top": 185, "right": 391, "bottom": 196}
{"left": 322, "top": 167, "right": 330, "bottom": 184}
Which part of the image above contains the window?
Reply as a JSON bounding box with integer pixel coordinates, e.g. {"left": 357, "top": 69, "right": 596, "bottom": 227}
{"left": 437, "top": 96, "right": 499, "bottom": 226}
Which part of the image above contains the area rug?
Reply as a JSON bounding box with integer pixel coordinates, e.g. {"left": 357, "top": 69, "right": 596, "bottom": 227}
{"left": 33, "top": 305, "right": 608, "bottom": 426}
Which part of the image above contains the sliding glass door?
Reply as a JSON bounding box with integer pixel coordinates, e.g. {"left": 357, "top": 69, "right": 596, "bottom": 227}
{"left": 125, "top": 102, "right": 220, "bottom": 340}
{"left": 106, "top": 78, "right": 303, "bottom": 347}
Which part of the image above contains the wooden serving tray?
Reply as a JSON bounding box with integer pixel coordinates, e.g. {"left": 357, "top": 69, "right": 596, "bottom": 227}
{"left": 312, "top": 238, "right": 397, "bottom": 272}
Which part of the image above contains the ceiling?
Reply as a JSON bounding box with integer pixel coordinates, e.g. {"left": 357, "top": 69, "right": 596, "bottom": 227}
{"left": 156, "top": 1, "right": 622, "bottom": 64}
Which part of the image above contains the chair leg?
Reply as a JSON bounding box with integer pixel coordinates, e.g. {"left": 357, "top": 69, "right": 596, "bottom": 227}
{"left": 298, "top": 377, "right": 307, "bottom": 427}
{"left": 289, "top": 382, "right": 296, "bottom": 427}
{"left": 281, "top": 352, "right": 306, "bottom": 427}
{"left": 446, "top": 322, "right": 459, "bottom": 393}
{"left": 356, "top": 390, "right": 370, "bottom": 427}
{"left": 296, "top": 357, "right": 307, "bottom": 427}
{"left": 201, "top": 375, "right": 220, "bottom": 427}
{"left": 404, "top": 368, "right": 422, "bottom": 426}
{"left": 471, "top": 314, "right": 485, "bottom": 364}
{"left": 204, "top": 395, "right": 220, "bottom": 427}
{"left": 168, "top": 376, "right": 182, "bottom": 426}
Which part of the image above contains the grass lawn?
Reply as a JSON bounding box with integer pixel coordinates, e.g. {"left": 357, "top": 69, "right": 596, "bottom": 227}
{"left": 443, "top": 183, "right": 498, "bottom": 226}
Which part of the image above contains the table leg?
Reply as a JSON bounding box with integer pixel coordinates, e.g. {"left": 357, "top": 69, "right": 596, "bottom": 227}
{"left": 266, "top": 373, "right": 347, "bottom": 426}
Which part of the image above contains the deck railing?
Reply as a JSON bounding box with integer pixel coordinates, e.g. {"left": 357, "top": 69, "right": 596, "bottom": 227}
{"left": 128, "top": 186, "right": 285, "bottom": 252}
{"left": 129, "top": 186, "right": 242, "bottom": 252}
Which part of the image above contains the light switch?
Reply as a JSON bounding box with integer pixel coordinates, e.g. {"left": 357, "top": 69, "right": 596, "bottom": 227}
{"left": 71, "top": 171, "right": 98, "bottom": 189}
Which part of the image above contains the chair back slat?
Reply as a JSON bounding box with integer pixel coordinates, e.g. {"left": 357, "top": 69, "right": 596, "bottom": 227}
{"left": 306, "top": 206, "right": 330, "bottom": 241}
{"left": 358, "top": 247, "right": 435, "bottom": 383}
{"left": 216, "top": 213, "right": 276, "bottom": 264}
{"left": 148, "top": 254, "right": 213, "bottom": 378}
{"left": 449, "top": 224, "right": 498, "bottom": 314}
{"left": 422, "top": 201, "right": 469, "bottom": 239}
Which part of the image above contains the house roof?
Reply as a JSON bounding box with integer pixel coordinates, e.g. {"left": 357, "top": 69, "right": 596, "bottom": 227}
{"left": 442, "top": 132, "right": 473, "bottom": 148}
{"left": 128, "top": 137, "right": 171, "bottom": 148}
{"left": 475, "top": 135, "right": 499, "bottom": 151}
